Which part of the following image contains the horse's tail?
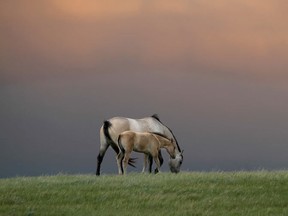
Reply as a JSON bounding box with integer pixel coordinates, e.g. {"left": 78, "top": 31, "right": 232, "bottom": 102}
{"left": 103, "top": 120, "right": 113, "bottom": 143}
{"left": 103, "top": 120, "right": 136, "bottom": 168}
{"left": 117, "top": 134, "right": 125, "bottom": 154}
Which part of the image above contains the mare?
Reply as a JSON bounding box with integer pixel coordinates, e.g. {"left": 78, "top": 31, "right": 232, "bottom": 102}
{"left": 117, "top": 131, "right": 177, "bottom": 175}
{"left": 96, "top": 114, "right": 183, "bottom": 175}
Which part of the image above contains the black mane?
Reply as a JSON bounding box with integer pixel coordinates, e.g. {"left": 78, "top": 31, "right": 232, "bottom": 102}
{"left": 151, "top": 114, "right": 162, "bottom": 123}
{"left": 151, "top": 114, "right": 181, "bottom": 152}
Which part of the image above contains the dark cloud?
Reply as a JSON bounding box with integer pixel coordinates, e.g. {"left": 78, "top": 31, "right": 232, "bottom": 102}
{"left": 1, "top": 1, "right": 288, "bottom": 177}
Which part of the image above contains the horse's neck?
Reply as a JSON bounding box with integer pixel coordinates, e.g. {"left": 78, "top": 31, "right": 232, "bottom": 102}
{"left": 158, "top": 135, "right": 179, "bottom": 157}
{"left": 162, "top": 128, "right": 181, "bottom": 154}
{"left": 152, "top": 135, "right": 174, "bottom": 157}
{"left": 130, "top": 117, "right": 181, "bottom": 153}
{"left": 166, "top": 148, "right": 175, "bottom": 158}
{"left": 156, "top": 136, "right": 171, "bottom": 148}
{"left": 162, "top": 143, "right": 176, "bottom": 158}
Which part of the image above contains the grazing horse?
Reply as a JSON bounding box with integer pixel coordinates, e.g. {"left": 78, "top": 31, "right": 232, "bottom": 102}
{"left": 117, "top": 131, "right": 177, "bottom": 175}
{"left": 96, "top": 114, "right": 183, "bottom": 176}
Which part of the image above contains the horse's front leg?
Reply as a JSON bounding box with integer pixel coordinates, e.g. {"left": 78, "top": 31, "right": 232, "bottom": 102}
{"left": 123, "top": 152, "right": 131, "bottom": 175}
{"left": 142, "top": 154, "right": 148, "bottom": 173}
{"left": 153, "top": 155, "right": 161, "bottom": 174}
{"left": 148, "top": 155, "right": 153, "bottom": 173}
{"left": 154, "top": 150, "right": 163, "bottom": 174}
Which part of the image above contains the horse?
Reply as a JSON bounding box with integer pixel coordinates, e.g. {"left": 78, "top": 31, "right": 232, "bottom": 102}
{"left": 96, "top": 114, "right": 183, "bottom": 175}
{"left": 117, "top": 131, "right": 177, "bottom": 175}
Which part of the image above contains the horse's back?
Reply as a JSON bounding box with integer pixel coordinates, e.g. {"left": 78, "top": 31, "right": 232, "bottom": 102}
{"left": 119, "top": 131, "right": 158, "bottom": 154}
{"left": 101, "top": 116, "right": 165, "bottom": 144}
{"left": 102, "top": 117, "right": 130, "bottom": 143}
{"left": 120, "top": 131, "right": 151, "bottom": 142}
{"left": 129, "top": 117, "right": 163, "bottom": 132}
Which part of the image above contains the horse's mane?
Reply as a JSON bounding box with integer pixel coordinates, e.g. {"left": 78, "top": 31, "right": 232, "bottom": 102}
{"left": 150, "top": 114, "right": 181, "bottom": 152}
{"left": 151, "top": 114, "right": 162, "bottom": 123}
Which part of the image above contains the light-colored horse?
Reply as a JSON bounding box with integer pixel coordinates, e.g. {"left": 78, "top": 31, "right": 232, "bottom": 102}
{"left": 117, "top": 131, "right": 177, "bottom": 175}
{"left": 96, "top": 114, "right": 183, "bottom": 175}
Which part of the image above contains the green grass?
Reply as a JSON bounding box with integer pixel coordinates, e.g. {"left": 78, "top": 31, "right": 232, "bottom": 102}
{"left": 1, "top": 171, "right": 288, "bottom": 216}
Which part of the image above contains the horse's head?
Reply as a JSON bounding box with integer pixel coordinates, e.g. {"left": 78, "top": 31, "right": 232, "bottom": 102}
{"left": 168, "top": 150, "right": 183, "bottom": 173}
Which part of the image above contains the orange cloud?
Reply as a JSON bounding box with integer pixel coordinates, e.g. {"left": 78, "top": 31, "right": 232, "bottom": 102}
{"left": 1, "top": 0, "right": 287, "bottom": 83}
{"left": 52, "top": 0, "right": 141, "bottom": 19}
{"left": 148, "top": 0, "right": 190, "bottom": 14}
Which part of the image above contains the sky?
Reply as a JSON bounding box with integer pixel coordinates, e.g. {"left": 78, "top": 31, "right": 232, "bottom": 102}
{"left": 1, "top": 0, "right": 288, "bottom": 178}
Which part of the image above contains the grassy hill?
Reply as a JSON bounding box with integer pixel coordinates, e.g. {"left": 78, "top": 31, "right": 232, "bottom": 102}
{"left": 1, "top": 171, "right": 288, "bottom": 216}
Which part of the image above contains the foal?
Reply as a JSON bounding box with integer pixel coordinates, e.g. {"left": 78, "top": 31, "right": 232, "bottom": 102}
{"left": 117, "top": 131, "right": 176, "bottom": 175}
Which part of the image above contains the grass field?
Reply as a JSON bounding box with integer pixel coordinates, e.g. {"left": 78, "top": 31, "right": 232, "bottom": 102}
{"left": 0, "top": 171, "right": 288, "bottom": 216}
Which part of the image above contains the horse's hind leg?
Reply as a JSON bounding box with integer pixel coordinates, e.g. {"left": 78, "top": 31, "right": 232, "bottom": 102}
{"left": 123, "top": 151, "right": 132, "bottom": 174}
{"left": 116, "top": 152, "right": 124, "bottom": 175}
{"left": 96, "top": 140, "right": 109, "bottom": 176}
